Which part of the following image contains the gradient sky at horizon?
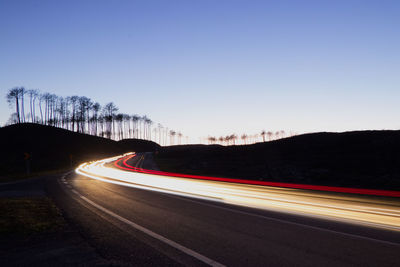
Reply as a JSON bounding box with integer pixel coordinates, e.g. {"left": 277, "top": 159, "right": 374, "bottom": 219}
{"left": 1, "top": 0, "right": 399, "bottom": 142}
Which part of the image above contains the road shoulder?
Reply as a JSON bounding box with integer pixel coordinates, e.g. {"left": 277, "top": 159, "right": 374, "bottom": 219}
{"left": 0, "top": 174, "right": 113, "bottom": 266}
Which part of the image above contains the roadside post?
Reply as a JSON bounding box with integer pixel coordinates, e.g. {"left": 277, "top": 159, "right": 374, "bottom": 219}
{"left": 24, "top": 152, "right": 31, "bottom": 175}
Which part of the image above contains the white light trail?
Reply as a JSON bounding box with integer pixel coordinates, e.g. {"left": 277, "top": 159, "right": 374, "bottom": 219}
{"left": 76, "top": 154, "right": 400, "bottom": 231}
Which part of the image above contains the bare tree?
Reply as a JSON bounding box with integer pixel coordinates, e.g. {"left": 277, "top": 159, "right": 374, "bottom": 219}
{"left": 98, "top": 115, "right": 105, "bottom": 137}
{"left": 131, "top": 114, "right": 140, "bottom": 138}
{"left": 19, "top": 87, "right": 26, "bottom": 122}
{"left": 68, "top": 96, "right": 79, "bottom": 131}
{"left": 157, "top": 123, "right": 163, "bottom": 144}
{"left": 267, "top": 131, "right": 273, "bottom": 141}
{"left": 5, "top": 87, "right": 180, "bottom": 144}
{"left": 86, "top": 98, "right": 93, "bottom": 133}
{"left": 38, "top": 93, "right": 45, "bottom": 124}
{"left": 115, "top": 113, "right": 124, "bottom": 140}
{"left": 92, "top": 102, "right": 101, "bottom": 135}
{"left": 218, "top": 136, "right": 224, "bottom": 145}
{"left": 178, "top": 132, "right": 183, "bottom": 144}
{"left": 169, "top": 130, "right": 176, "bottom": 145}
{"left": 230, "top": 134, "right": 237, "bottom": 145}
{"left": 145, "top": 117, "right": 153, "bottom": 140}
{"left": 224, "top": 136, "right": 231, "bottom": 145}
{"left": 6, "top": 87, "right": 21, "bottom": 123}
{"left": 261, "top": 130, "right": 266, "bottom": 142}
{"left": 76, "top": 96, "right": 91, "bottom": 133}
{"left": 241, "top": 134, "right": 247, "bottom": 145}
{"left": 103, "top": 102, "right": 118, "bottom": 139}
{"left": 275, "top": 131, "right": 280, "bottom": 140}
{"left": 27, "top": 89, "right": 37, "bottom": 122}
{"left": 208, "top": 136, "right": 216, "bottom": 144}
{"left": 42, "top": 93, "right": 50, "bottom": 125}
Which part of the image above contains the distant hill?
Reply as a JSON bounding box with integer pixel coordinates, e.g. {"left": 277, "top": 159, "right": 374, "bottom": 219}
{"left": 155, "top": 131, "right": 400, "bottom": 190}
{"left": 0, "top": 123, "right": 160, "bottom": 176}
{"left": 118, "top": 139, "right": 160, "bottom": 153}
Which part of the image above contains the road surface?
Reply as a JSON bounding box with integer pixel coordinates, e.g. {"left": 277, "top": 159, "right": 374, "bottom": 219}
{"left": 49, "top": 152, "right": 400, "bottom": 266}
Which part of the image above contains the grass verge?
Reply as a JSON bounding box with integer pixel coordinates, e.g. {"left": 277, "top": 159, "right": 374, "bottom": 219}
{"left": 0, "top": 197, "right": 65, "bottom": 236}
{"left": 0, "top": 168, "right": 73, "bottom": 184}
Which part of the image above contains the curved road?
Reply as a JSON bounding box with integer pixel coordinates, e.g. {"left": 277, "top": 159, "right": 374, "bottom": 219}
{"left": 49, "top": 153, "right": 400, "bottom": 266}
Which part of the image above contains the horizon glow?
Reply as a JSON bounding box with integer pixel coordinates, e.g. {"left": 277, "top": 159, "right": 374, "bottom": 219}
{"left": 1, "top": 0, "right": 400, "bottom": 142}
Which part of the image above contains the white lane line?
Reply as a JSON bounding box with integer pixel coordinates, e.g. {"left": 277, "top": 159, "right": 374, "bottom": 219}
{"left": 68, "top": 186, "right": 224, "bottom": 267}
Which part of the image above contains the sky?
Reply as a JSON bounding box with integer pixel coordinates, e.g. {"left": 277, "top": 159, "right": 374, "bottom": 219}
{"left": 1, "top": 0, "right": 399, "bottom": 142}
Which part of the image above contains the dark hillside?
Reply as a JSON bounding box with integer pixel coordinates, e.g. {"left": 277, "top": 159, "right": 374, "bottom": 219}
{"left": 155, "top": 131, "right": 400, "bottom": 190}
{"left": 0, "top": 123, "right": 159, "bottom": 177}
{"left": 118, "top": 139, "right": 160, "bottom": 152}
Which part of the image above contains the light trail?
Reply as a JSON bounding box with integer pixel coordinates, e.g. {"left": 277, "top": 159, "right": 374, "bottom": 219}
{"left": 117, "top": 154, "right": 400, "bottom": 198}
{"left": 76, "top": 153, "right": 400, "bottom": 231}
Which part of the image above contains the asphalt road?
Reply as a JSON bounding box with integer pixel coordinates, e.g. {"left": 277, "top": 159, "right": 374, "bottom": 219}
{"left": 49, "top": 153, "right": 400, "bottom": 266}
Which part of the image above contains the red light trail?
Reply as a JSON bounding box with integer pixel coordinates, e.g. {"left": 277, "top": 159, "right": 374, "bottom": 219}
{"left": 114, "top": 153, "right": 400, "bottom": 198}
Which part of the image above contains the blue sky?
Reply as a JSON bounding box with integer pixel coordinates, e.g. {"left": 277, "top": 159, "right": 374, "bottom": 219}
{"left": 1, "top": 0, "right": 399, "bottom": 141}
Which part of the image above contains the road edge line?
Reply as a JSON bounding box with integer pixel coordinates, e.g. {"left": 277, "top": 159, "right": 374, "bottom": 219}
{"left": 65, "top": 181, "right": 225, "bottom": 267}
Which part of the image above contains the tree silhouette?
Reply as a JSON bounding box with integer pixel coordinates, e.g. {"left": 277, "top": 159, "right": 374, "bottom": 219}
{"left": 261, "top": 130, "right": 266, "bottom": 142}
{"left": 37, "top": 93, "right": 43, "bottom": 124}
{"left": 275, "top": 131, "right": 280, "bottom": 140}
{"left": 230, "top": 134, "right": 237, "bottom": 145}
{"left": 92, "top": 102, "right": 101, "bottom": 135}
{"left": 157, "top": 124, "right": 163, "bottom": 144}
{"left": 122, "top": 114, "right": 131, "bottom": 139}
{"left": 169, "top": 130, "right": 176, "bottom": 145}
{"left": 267, "top": 131, "right": 273, "bottom": 141}
{"left": 27, "top": 89, "right": 38, "bottom": 122}
{"left": 131, "top": 114, "right": 140, "bottom": 138}
{"left": 6, "top": 87, "right": 21, "bottom": 124}
{"left": 208, "top": 136, "right": 216, "bottom": 144}
{"left": 19, "top": 87, "right": 26, "bottom": 122}
{"left": 241, "top": 134, "right": 247, "bottom": 145}
{"left": 5, "top": 87, "right": 183, "bottom": 145}
{"left": 178, "top": 132, "right": 183, "bottom": 145}
{"left": 218, "top": 136, "right": 224, "bottom": 145}
{"left": 145, "top": 117, "right": 153, "bottom": 140}
{"left": 68, "top": 96, "right": 79, "bottom": 131}
{"left": 103, "top": 102, "right": 118, "bottom": 139}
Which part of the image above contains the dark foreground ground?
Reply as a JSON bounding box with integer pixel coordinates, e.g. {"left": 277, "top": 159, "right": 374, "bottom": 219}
{"left": 155, "top": 130, "right": 400, "bottom": 190}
